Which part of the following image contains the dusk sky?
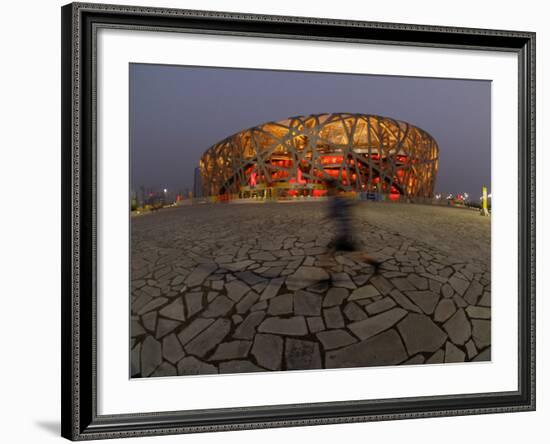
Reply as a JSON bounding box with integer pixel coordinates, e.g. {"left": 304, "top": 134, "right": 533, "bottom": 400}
{"left": 130, "top": 64, "right": 491, "bottom": 200}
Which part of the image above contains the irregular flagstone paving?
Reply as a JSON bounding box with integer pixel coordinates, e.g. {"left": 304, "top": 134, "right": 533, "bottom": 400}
{"left": 130, "top": 201, "right": 491, "bottom": 378}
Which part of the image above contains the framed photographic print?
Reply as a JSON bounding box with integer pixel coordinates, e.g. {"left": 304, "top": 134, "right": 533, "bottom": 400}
{"left": 61, "top": 2, "right": 536, "bottom": 440}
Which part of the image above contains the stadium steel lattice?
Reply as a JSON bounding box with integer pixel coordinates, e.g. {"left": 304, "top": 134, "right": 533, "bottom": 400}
{"left": 199, "top": 113, "right": 439, "bottom": 200}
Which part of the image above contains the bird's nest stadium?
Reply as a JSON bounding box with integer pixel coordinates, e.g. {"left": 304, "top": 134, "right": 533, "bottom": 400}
{"left": 199, "top": 113, "right": 438, "bottom": 201}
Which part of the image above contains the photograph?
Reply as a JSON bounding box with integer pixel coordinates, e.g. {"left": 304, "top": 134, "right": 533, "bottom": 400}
{"left": 56, "top": 1, "right": 536, "bottom": 440}
{"left": 129, "top": 64, "right": 492, "bottom": 378}
{"left": 0, "top": 0, "right": 542, "bottom": 442}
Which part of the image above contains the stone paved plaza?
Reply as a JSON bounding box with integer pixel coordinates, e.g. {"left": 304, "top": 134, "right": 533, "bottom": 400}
{"left": 130, "top": 201, "right": 491, "bottom": 378}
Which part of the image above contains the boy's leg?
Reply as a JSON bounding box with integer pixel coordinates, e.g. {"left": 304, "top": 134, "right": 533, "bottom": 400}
{"left": 347, "top": 250, "right": 382, "bottom": 274}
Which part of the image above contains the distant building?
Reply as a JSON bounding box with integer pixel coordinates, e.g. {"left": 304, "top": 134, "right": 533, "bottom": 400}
{"left": 193, "top": 167, "right": 203, "bottom": 198}
{"left": 199, "top": 113, "right": 439, "bottom": 199}
{"left": 144, "top": 190, "right": 165, "bottom": 207}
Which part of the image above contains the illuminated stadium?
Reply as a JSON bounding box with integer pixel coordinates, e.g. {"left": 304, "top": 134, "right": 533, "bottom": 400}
{"left": 199, "top": 113, "right": 439, "bottom": 200}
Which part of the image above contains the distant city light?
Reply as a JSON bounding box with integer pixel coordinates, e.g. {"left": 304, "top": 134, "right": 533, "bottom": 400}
{"left": 163, "top": 188, "right": 168, "bottom": 193}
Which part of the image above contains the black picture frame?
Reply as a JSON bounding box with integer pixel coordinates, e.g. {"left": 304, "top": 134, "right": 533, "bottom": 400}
{"left": 61, "top": 2, "right": 536, "bottom": 440}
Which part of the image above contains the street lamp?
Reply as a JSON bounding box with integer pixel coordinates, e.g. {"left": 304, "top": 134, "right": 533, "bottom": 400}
{"left": 480, "top": 186, "right": 489, "bottom": 216}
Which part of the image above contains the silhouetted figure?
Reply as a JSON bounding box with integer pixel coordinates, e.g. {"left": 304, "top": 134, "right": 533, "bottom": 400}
{"left": 327, "top": 186, "right": 356, "bottom": 251}
{"left": 325, "top": 180, "right": 381, "bottom": 273}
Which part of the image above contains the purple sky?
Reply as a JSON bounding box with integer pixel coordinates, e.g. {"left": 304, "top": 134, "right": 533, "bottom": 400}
{"left": 130, "top": 63, "right": 491, "bottom": 199}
